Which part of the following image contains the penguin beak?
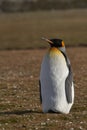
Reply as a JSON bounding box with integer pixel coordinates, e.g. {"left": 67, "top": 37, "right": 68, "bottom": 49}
{"left": 41, "top": 37, "right": 53, "bottom": 44}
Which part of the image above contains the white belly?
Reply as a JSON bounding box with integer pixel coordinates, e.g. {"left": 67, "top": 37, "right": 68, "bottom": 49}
{"left": 40, "top": 51, "right": 74, "bottom": 114}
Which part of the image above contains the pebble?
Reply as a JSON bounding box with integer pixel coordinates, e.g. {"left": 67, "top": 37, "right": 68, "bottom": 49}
{"left": 79, "top": 126, "right": 83, "bottom": 130}
{"left": 47, "top": 118, "right": 50, "bottom": 121}
{"left": 41, "top": 122, "right": 46, "bottom": 126}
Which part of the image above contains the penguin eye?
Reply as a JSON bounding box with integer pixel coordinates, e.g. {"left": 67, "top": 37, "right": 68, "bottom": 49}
{"left": 62, "top": 41, "right": 65, "bottom": 47}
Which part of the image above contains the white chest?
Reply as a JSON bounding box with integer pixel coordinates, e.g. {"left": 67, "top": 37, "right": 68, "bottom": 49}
{"left": 40, "top": 52, "right": 69, "bottom": 85}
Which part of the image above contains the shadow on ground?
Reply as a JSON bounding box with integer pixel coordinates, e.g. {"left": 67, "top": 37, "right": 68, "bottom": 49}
{"left": 0, "top": 109, "right": 42, "bottom": 115}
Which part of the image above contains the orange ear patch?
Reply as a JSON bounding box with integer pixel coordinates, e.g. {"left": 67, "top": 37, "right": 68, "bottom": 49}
{"left": 62, "top": 41, "right": 65, "bottom": 47}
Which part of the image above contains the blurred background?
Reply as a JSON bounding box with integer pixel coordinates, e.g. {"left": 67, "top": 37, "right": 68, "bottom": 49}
{"left": 0, "top": 0, "right": 87, "bottom": 50}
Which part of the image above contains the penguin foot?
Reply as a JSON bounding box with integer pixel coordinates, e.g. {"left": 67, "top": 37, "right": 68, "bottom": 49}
{"left": 48, "top": 110, "right": 61, "bottom": 114}
{"left": 48, "top": 110, "right": 55, "bottom": 113}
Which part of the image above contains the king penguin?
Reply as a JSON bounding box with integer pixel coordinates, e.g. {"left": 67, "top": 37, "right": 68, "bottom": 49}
{"left": 39, "top": 37, "right": 74, "bottom": 114}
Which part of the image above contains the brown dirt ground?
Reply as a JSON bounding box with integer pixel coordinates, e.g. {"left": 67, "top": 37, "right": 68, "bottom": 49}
{"left": 0, "top": 47, "right": 87, "bottom": 130}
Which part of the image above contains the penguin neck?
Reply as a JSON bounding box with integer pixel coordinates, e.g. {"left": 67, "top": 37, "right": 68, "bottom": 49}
{"left": 59, "top": 47, "right": 70, "bottom": 66}
{"left": 48, "top": 47, "right": 62, "bottom": 55}
{"left": 49, "top": 46, "right": 66, "bottom": 53}
{"left": 59, "top": 47, "right": 66, "bottom": 54}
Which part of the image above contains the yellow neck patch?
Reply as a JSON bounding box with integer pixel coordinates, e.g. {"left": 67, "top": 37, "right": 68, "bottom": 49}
{"left": 48, "top": 47, "right": 62, "bottom": 56}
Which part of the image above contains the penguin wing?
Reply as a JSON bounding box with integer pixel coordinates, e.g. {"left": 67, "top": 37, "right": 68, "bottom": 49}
{"left": 65, "top": 64, "right": 73, "bottom": 103}
{"left": 61, "top": 52, "right": 73, "bottom": 103}
{"left": 39, "top": 80, "right": 42, "bottom": 104}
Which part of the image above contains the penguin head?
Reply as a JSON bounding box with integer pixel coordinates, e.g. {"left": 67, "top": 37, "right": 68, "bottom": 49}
{"left": 48, "top": 38, "right": 65, "bottom": 48}
{"left": 42, "top": 37, "right": 65, "bottom": 52}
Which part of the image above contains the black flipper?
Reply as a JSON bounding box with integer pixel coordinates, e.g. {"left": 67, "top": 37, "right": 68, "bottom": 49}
{"left": 62, "top": 52, "right": 73, "bottom": 103}
{"left": 39, "top": 80, "right": 42, "bottom": 104}
{"left": 65, "top": 65, "right": 73, "bottom": 103}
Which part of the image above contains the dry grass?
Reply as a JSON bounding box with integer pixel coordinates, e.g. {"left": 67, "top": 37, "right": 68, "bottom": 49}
{"left": 0, "top": 9, "right": 87, "bottom": 49}
{"left": 0, "top": 47, "right": 87, "bottom": 130}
